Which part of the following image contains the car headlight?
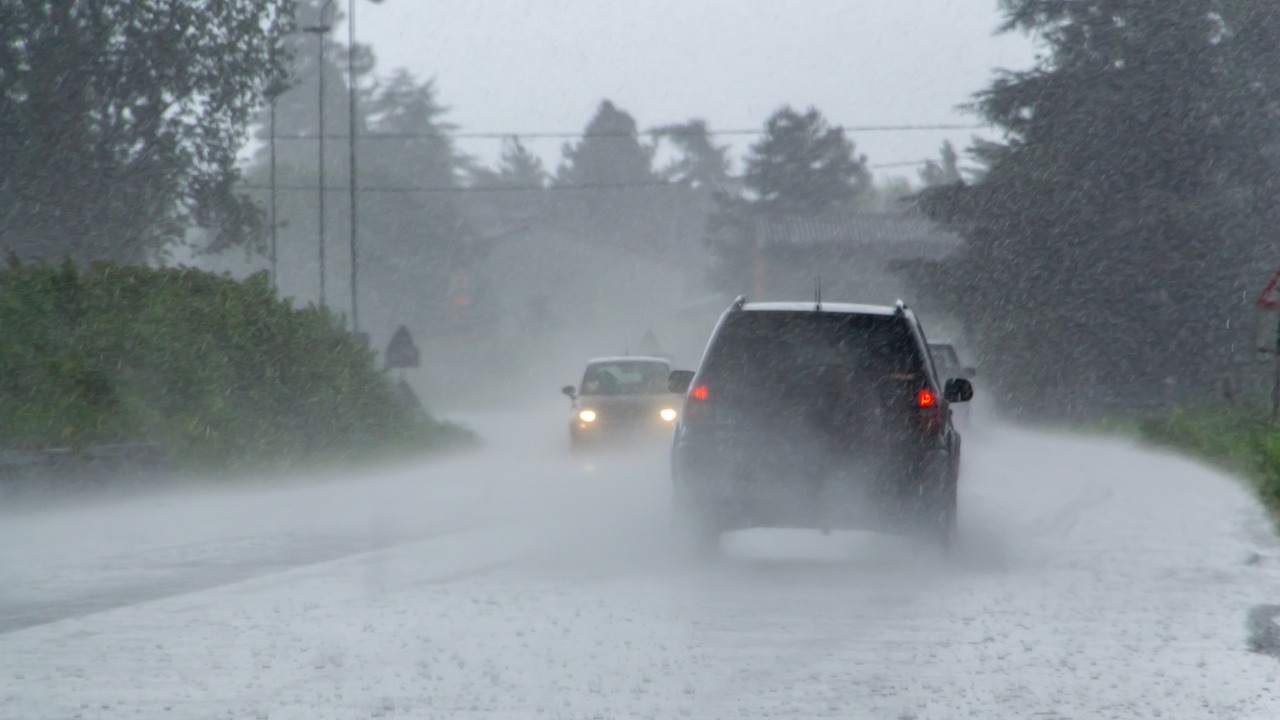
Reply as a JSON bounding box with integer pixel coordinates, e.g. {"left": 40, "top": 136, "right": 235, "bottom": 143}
{"left": 578, "top": 409, "right": 597, "bottom": 423}
{"left": 659, "top": 407, "right": 677, "bottom": 422}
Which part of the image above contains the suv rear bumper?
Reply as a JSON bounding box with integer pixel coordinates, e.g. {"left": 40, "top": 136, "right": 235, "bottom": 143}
{"left": 673, "top": 431, "right": 950, "bottom": 532}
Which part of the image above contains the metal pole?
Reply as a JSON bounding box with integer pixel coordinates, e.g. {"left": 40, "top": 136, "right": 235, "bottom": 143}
{"left": 316, "top": 31, "right": 327, "bottom": 309}
{"left": 347, "top": 0, "right": 359, "bottom": 332}
{"left": 269, "top": 93, "right": 278, "bottom": 288}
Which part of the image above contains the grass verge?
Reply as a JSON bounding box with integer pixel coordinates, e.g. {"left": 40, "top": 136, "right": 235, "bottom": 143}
{"left": 1133, "top": 406, "right": 1280, "bottom": 516}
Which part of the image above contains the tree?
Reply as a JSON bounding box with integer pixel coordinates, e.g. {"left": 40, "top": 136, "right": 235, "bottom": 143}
{"left": 471, "top": 137, "right": 547, "bottom": 189}
{"left": 556, "top": 100, "right": 657, "bottom": 187}
{"left": 705, "top": 105, "right": 873, "bottom": 292}
{"left": 363, "top": 71, "right": 462, "bottom": 188}
{"left": 741, "top": 106, "right": 871, "bottom": 215}
{"left": 918, "top": 141, "right": 962, "bottom": 187}
{"left": 654, "top": 119, "right": 731, "bottom": 190}
{"left": 553, "top": 100, "right": 679, "bottom": 254}
{"left": 355, "top": 71, "right": 480, "bottom": 333}
{"left": 239, "top": 0, "right": 366, "bottom": 304}
{"left": 912, "top": 0, "right": 1280, "bottom": 416}
{"left": 238, "top": 21, "right": 477, "bottom": 339}
{"left": 0, "top": 0, "right": 294, "bottom": 262}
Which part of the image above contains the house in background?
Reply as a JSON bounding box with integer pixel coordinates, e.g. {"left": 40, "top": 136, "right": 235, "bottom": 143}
{"left": 739, "top": 211, "right": 962, "bottom": 305}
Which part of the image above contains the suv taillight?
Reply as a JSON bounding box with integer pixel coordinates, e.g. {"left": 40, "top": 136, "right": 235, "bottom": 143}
{"left": 914, "top": 386, "right": 943, "bottom": 436}
{"left": 683, "top": 383, "right": 710, "bottom": 423}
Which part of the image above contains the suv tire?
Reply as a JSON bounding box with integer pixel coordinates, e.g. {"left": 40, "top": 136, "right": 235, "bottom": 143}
{"left": 917, "top": 451, "right": 957, "bottom": 549}
{"left": 672, "top": 481, "right": 722, "bottom": 558}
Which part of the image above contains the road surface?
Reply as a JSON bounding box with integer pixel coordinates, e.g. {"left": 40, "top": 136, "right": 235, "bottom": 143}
{"left": 2, "top": 409, "right": 1279, "bottom": 719}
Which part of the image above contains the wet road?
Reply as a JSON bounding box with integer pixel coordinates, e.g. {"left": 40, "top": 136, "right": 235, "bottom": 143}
{"left": 2, "top": 410, "right": 1279, "bottom": 718}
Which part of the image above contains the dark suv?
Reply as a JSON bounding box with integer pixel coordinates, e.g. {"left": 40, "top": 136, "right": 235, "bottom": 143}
{"left": 668, "top": 298, "right": 973, "bottom": 548}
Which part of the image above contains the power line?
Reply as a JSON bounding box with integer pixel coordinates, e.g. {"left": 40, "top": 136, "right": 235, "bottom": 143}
{"left": 240, "top": 178, "right": 680, "bottom": 192}
{"left": 242, "top": 160, "right": 933, "bottom": 196}
{"left": 268, "top": 123, "right": 987, "bottom": 142}
{"left": 870, "top": 159, "right": 936, "bottom": 169}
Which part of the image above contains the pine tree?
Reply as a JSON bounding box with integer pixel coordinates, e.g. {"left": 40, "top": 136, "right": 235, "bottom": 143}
{"left": 919, "top": 141, "right": 962, "bottom": 187}
{"left": 913, "top": 0, "right": 1280, "bottom": 415}
{"left": 556, "top": 100, "right": 657, "bottom": 187}
{"left": 741, "top": 106, "right": 871, "bottom": 215}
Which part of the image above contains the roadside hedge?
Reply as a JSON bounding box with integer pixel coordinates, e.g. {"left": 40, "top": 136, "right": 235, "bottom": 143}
{"left": 1137, "top": 407, "right": 1280, "bottom": 515}
{"left": 0, "top": 260, "right": 469, "bottom": 470}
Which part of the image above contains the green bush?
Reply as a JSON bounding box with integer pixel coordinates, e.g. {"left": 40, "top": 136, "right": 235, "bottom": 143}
{"left": 1138, "top": 407, "right": 1280, "bottom": 514}
{"left": 0, "top": 260, "right": 470, "bottom": 470}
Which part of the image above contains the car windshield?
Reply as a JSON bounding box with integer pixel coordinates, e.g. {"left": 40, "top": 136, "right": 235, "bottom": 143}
{"left": 580, "top": 361, "right": 670, "bottom": 396}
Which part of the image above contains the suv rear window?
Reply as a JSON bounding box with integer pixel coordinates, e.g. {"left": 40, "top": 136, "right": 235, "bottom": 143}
{"left": 698, "top": 311, "right": 924, "bottom": 412}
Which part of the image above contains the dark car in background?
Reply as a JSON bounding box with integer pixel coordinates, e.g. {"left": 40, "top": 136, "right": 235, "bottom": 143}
{"left": 928, "top": 342, "right": 977, "bottom": 425}
{"left": 669, "top": 298, "right": 973, "bottom": 550}
{"left": 928, "top": 342, "right": 975, "bottom": 380}
{"left": 562, "top": 356, "right": 682, "bottom": 452}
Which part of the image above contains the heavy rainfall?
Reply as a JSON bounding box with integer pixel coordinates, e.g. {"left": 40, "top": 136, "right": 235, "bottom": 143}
{"left": 2, "top": 1, "right": 1280, "bottom": 718}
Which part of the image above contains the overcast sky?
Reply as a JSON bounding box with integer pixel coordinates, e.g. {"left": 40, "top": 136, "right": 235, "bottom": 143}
{"left": 351, "top": 0, "right": 1038, "bottom": 183}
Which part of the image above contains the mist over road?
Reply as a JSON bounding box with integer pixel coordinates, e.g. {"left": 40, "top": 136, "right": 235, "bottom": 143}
{"left": 3, "top": 409, "right": 1278, "bottom": 719}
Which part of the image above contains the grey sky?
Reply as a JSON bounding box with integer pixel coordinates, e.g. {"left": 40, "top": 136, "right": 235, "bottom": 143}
{"left": 352, "top": 0, "right": 1037, "bottom": 182}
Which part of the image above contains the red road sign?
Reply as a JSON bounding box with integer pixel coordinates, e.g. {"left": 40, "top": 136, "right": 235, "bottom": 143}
{"left": 1259, "top": 270, "right": 1280, "bottom": 309}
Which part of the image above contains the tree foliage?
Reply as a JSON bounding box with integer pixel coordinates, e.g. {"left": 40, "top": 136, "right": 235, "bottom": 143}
{"left": 919, "top": 141, "right": 962, "bottom": 188}
{"left": 654, "top": 119, "right": 731, "bottom": 190}
{"left": 914, "top": 0, "right": 1280, "bottom": 416}
{"left": 359, "top": 71, "right": 480, "bottom": 332}
{"left": 243, "top": 33, "right": 482, "bottom": 336}
{"left": 471, "top": 137, "right": 547, "bottom": 189}
{"left": 556, "top": 100, "right": 657, "bottom": 187}
{"left": 742, "top": 106, "right": 871, "bottom": 215}
{"left": 0, "top": 0, "right": 295, "bottom": 262}
{"left": 705, "top": 105, "right": 872, "bottom": 292}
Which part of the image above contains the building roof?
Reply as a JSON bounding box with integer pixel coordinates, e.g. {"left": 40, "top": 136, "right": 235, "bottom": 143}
{"left": 750, "top": 211, "right": 961, "bottom": 259}
{"left": 585, "top": 356, "right": 671, "bottom": 366}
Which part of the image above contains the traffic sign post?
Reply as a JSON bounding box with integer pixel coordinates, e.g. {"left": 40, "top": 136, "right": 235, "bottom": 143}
{"left": 384, "top": 325, "right": 421, "bottom": 373}
{"left": 1269, "top": 314, "right": 1280, "bottom": 424}
{"left": 1258, "top": 270, "right": 1280, "bottom": 423}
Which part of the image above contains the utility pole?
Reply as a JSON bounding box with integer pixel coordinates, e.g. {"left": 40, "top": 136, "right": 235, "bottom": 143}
{"left": 303, "top": 10, "right": 333, "bottom": 309}
{"left": 268, "top": 83, "right": 278, "bottom": 289}
{"left": 347, "top": 0, "right": 360, "bottom": 333}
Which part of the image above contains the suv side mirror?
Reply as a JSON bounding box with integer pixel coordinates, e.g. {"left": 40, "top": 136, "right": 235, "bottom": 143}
{"left": 668, "top": 370, "right": 695, "bottom": 394}
{"left": 944, "top": 377, "right": 974, "bottom": 403}
{"left": 561, "top": 385, "right": 577, "bottom": 399}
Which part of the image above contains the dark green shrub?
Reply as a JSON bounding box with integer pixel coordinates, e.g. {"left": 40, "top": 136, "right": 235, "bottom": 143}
{"left": 0, "top": 260, "right": 469, "bottom": 470}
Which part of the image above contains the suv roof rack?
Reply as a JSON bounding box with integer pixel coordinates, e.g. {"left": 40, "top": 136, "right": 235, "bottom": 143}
{"left": 731, "top": 294, "right": 747, "bottom": 310}
{"left": 894, "top": 299, "right": 909, "bottom": 315}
